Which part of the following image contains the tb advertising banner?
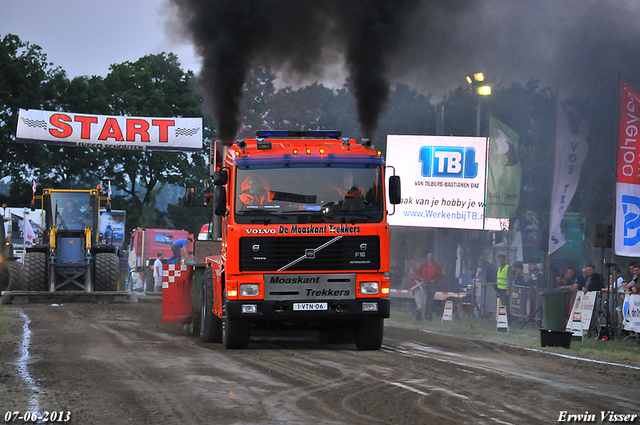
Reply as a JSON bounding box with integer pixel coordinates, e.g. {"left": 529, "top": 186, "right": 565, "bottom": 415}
{"left": 615, "top": 78, "right": 640, "bottom": 256}
{"left": 16, "top": 109, "right": 202, "bottom": 152}
{"left": 386, "top": 135, "right": 507, "bottom": 230}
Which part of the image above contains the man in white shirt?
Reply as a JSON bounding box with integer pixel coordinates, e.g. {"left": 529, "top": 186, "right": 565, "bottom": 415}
{"left": 153, "top": 252, "right": 164, "bottom": 293}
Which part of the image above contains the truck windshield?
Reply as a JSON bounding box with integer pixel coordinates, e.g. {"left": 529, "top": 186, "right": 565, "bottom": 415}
{"left": 51, "top": 192, "right": 93, "bottom": 230}
{"left": 235, "top": 165, "right": 384, "bottom": 223}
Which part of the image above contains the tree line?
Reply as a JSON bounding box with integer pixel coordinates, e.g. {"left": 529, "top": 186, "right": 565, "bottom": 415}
{"left": 0, "top": 33, "right": 618, "bottom": 248}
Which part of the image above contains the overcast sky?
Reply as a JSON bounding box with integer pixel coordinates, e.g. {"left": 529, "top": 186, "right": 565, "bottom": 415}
{"left": 3, "top": 0, "right": 640, "bottom": 102}
{"left": 0, "top": 0, "right": 201, "bottom": 78}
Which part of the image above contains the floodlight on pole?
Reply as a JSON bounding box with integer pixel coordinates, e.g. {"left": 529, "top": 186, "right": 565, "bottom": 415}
{"left": 477, "top": 85, "right": 491, "bottom": 96}
{"left": 466, "top": 73, "right": 485, "bottom": 85}
{"left": 465, "top": 72, "right": 491, "bottom": 136}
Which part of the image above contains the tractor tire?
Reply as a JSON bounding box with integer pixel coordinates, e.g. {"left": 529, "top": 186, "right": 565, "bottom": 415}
{"left": 94, "top": 253, "right": 120, "bottom": 291}
{"left": 355, "top": 318, "right": 384, "bottom": 350}
{"left": 200, "top": 267, "right": 222, "bottom": 343}
{"left": 23, "top": 252, "right": 47, "bottom": 291}
{"left": 6, "top": 261, "right": 25, "bottom": 291}
{"left": 222, "top": 300, "right": 249, "bottom": 349}
{"left": 0, "top": 264, "right": 7, "bottom": 291}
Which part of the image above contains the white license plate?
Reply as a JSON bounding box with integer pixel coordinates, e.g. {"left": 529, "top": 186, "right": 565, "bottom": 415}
{"left": 293, "top": 302, "right": 328, "bottom": 311}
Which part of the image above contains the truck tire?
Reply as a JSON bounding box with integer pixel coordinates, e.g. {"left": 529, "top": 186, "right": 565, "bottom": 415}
{"left": 222, "top": 301, "right": 249, "bottom": 349}
{"left": 6, "top": 261, "right": 25, "bottom": 291}
{"left": 143, "top": 266, "right": 155, "bottom": 292}
{"left": 355, "top": 318, "right": 384, "bottom": 350}
{"left": 200, "top": 267, "right": 222, "bottom": 343}
{"left": 23, "top": 252, "right": 47, "bottom": 291}
{"left": 94, "top": 253, "right": 119, "bottom": 291}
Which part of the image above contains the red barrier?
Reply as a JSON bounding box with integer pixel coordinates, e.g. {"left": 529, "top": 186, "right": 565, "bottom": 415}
{"left": 161, "top": 264, "right": 193, "bottom": 323}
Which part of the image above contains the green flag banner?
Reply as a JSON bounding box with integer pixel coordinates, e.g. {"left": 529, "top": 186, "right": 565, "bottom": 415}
{"left": 486, "top": 116, "right": 521, "bottom": 218}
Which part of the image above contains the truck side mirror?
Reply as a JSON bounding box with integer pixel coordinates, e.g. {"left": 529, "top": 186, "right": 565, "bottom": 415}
{"left": 213, "top": 169, "right": 228, "bottom": 186}
{"left": 214, "top": 186, "right": 226, "bottom": 216}
{"left": 184, "top": 187, "right": 196, "bottom": 207}
{"left": 388, "top": 176, "right": 401, "bottom": 205}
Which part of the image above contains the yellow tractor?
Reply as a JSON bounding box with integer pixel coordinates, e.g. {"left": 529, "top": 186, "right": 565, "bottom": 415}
{"left": 24, "top": 188, "right": 120, "bottom": 291}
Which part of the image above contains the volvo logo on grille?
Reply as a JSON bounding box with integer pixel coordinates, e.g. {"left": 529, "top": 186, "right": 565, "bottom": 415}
{"left": 305, "top": 249, "right": 315, "bottom": 259}
{"left": 360, "top": 243, "right": 368, "bottom": 251}
{"left": 252, "top": 244, "right": 260, "bottom": 252}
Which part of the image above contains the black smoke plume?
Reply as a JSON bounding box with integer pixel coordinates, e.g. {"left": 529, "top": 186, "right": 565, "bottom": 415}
{"left": 170, "top": 0, "right": 420, "bottom": 142}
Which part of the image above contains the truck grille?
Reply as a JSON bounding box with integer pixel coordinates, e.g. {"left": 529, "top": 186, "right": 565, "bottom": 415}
{"left": 239, "top": 236, "right": 380, "bottom": 272}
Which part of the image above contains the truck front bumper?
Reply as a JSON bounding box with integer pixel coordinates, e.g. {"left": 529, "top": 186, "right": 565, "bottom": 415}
{"left": 226, "top": 298, "right": 390, "bottom": 322}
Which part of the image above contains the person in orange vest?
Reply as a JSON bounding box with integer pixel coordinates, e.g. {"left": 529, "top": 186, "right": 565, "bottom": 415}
{"left": 413, "top": 253, "right": 444, "bottom": 321}
{"left": 335, "top": 171, "right": 363, "bottom": 199}
{"left": 240, "top": 175, "right": 269, "bottom": 206}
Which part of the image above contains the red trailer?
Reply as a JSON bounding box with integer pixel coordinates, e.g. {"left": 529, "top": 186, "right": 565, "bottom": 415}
{"left": 127, "top": 228, "right": 194, "bottom": 291}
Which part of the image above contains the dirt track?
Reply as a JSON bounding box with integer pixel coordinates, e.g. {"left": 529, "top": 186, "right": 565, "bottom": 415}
{"left": 1, "top": 300, "right": 638, "bottom": 425}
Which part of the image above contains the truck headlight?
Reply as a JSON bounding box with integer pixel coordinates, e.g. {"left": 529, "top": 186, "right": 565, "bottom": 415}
{"left": 360, "top": 281, "right": 379, "bottom": 295}
{"left": 240, "top": 284, "right": 259, "bottom": 297}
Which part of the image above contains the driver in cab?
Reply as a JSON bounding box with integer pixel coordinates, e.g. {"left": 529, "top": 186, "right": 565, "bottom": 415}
{"left": 240, "top": 175, "right": 269, "bottom": 206}
{"left": 335, "top": 171, "right": 363, "bottom": 199}
{"left": 61, "top": 199, "right": 84, "bottom": 227}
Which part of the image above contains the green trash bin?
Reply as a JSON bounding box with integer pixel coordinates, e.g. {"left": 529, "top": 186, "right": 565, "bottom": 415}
{"left": 541, "top": 290, "right": 572, "bottom": 331}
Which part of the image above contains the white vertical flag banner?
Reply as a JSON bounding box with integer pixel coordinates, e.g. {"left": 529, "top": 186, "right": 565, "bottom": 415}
{"left": 548, "top": 101, "right": 589, "bottom": 254}
{"left": 23, "top": 217, "right": 35, "bottom": 247}
{"left": 615, "top": 78, "right": 640, "bottom": 256}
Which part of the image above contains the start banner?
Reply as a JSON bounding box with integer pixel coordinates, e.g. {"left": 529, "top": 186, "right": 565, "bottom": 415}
{"left": 16, "top": 109, "right": 202, "bottom": 152}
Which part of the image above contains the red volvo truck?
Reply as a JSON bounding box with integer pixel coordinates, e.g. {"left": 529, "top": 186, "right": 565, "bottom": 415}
{"left": 192, "top": 130, "right": 401, "bottom": 349}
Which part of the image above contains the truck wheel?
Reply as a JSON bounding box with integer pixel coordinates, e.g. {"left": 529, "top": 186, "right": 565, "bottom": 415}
{"left": 355, "top": 318, "right": 384, "bottom": 350}
{"left": 6, "top": 261, "right": 25, "bottom": 291}
{"left": 23, "top": 252, "right": 47, "bottom": 291}
{"left": 94, "top": 253, "right": 119, "bottom": 291}
{"left": 143, "top": 267, "right": 155, "bottom": 292}
{"left": 222, "top": 301, "right": 249, "bottom": 349}
{"left": 200, "top": 267, "right": 222, "bottom": 343}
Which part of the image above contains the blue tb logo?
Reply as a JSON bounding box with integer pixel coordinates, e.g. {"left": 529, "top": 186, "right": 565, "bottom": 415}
{"left": 622, "top": 195, "right": 640, "bottom": 246}
{"left": 419, "top": 146, "right": 478, "bottom": 178}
